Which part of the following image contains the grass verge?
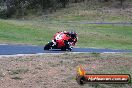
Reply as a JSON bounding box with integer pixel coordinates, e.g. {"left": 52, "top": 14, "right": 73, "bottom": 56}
{"left": 0, "top": 19, "right": 132, "bottom": 49}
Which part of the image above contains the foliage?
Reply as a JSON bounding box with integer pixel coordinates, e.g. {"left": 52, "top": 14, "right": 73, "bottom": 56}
{"left": 0, "top": 0, "right": 128, "bottom": 18}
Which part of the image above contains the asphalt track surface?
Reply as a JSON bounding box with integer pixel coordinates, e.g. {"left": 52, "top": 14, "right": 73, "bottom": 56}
{"left": 64, "top": 21, "right": 132, "bottom": 25}
{"left": 0, "top": 44, "right": 132, "bottom": 55}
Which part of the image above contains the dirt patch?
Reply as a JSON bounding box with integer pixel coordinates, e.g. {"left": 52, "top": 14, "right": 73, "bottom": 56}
{"left": 0, "top": 53, "right": 132, "bottom": 88}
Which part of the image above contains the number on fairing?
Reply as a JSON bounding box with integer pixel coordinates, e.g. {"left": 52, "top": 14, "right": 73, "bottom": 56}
{"left": 55, "top": 34, "right": 62, "bottom": 40}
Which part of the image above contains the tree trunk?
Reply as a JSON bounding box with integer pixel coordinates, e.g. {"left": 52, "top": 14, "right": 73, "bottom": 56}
{"left": 104, "top": 0, "right": 108, "bottom": 2}
{"left": 6, "top": 0, "right": 10, "bottom": 17}
{"left": 120, "top": 0, "right": 123, "bottom": 6}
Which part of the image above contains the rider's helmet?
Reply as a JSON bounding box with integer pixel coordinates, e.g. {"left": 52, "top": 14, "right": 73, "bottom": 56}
{"left": 68, "top": 31, "right": 77, "bottom": 38}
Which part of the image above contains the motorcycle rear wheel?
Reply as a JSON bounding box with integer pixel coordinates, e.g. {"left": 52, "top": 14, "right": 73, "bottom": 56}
{"left": 44, "top": 42, "right": 53, "bottom": 50}
{"left": 61, "top": 47, "right": 67, "bottom": 51}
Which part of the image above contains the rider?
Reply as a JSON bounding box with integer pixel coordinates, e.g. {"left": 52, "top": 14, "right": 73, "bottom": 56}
{"left": 67, "top": 31, "right": 78, "bottom": 46}
{"left": 52, "top": 31, "right": 77, "bottom": 47}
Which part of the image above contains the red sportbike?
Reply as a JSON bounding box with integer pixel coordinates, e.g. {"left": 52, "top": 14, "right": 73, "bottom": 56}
{"left": 44, "top": 31, "right": 78, "bottom": 51}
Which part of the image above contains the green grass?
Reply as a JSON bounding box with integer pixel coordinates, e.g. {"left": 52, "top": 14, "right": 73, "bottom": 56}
{"left": 11, "top": 76, "right": 22, "bottom": 80}
{"left": 77, "top": 24, "right": 132, "bottom": 49}
{"left": 0, "top": 1, "right": 132, "bottom": 49}
{"left": 0, "top": 20, "right": 56, "bottom": 45}
{"left": 8, "top": 68, "right": 29, "bottom": 75}
{"left": 0, "top": 19, "right": 132, "bottom": 49}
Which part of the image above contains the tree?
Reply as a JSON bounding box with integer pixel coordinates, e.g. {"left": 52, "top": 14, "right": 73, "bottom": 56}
{"left": 6, "top": 0, "right": 11, "bottom": 17}
{"left": 59, "top": 0, "right": 69, "bottom": 8}
{"left": 104, "top": 0, "right": 108, "bottom": 2}
{"left": 119, "top": 0, "right": 125, "bottom": 6}
{"left": 74, "top": 0, "right": 84, "bottom": 3}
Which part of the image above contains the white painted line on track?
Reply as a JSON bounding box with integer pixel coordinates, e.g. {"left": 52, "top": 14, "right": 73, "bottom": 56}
{"left": 0, "top": 52, "right": 125, "bottom": 58}
{"left": 0, "top": 53, "right": 64, "bottom": 58}
{"left": 0, "top": 44, "right": 8, "bottom": 45}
